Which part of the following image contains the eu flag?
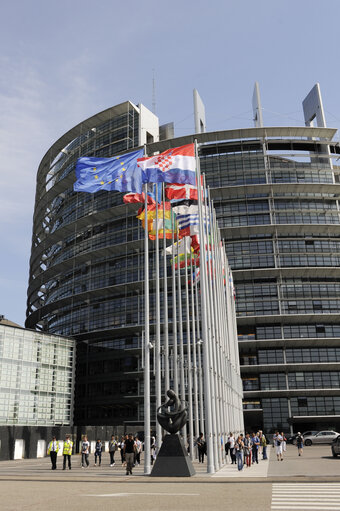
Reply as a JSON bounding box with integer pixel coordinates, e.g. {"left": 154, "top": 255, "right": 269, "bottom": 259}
{"left": 74, "top": 149, "right": 144, "bottom": 194}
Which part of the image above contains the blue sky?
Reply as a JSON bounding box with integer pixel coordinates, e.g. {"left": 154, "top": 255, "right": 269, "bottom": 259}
{"left": 1, "top": 0, "right": 340, "bottom": 326}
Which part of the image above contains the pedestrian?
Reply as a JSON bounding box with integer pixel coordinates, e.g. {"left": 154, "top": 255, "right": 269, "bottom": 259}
{"left": 234, "top": 435, "right": 244, "bottom": 471}
{"left": 196, "top": 432, "right": 206, "bottom": 463}
{"left": 225, "top": 435, "right": 230, "bottom": 460}
{"left": 81, "top": 435, "right": 90, "bottom": 468}
{"left": 258, "top": 430, "right": 263, "bottom": 457}
{"left": 251, "top": 432, "right": 260, "bottom": 464}
{"left": 151, "top": 434, "right": 156, "bottom": 465}
{"left": 243, "top": 433, "right": 252, "bottom": 468}
{"left": 228, "top": 433, "right": 236, "bottom": 464}
{"left": 94, "top": 439, "right": 102, "bottom": 466}
{"left": 281, "top": 432, "right": 287, "bottom": 453}
{"left": 109, "top": 435, "right": 117, "bottom": 466}
{"left": 296, "top": 432, "right": 304, "bottom": 456}
{"left": 261, "top": 432, "right": 268, "bottom": 460}
{"left": 124, "top": 433, "right": 136, "bottom": 475}
{"left": 47, "top": 436, "right": 59, "bottom": 470}
{"left": 273, "top": 430, "right": 283, "bottom": 461}
{"left": 135, "top": 436, "right": 142, "bottom": 465}
{"left": 62, "top": 434, "right": 73, "bottom": 470}
{"left": 119, "top": 435, "right": 125, "bottom": 465}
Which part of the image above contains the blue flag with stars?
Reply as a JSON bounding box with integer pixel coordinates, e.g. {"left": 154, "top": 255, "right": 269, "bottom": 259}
{"left": 74, "top": 149, "right": 144, "bottom": 194}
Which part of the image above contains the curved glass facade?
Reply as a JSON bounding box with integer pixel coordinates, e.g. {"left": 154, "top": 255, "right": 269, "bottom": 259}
{"left": 26, "top": 108, "right": 340, "bottom": 432}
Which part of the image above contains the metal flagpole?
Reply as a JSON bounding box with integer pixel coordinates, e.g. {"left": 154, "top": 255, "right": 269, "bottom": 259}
{"left": 194, "top": 259, "right": 205, "bottom": 437}
{"left": 143, "top": 183, "right": 151, "bottom": 475}
{"left": 171, "top": 210, "right": 178, "bottom": 395}
{"left": 184, "top": 244, "right": 194, "bottom": 459}
{"left": 177, "top": 236, "right": 186, "bottom": 441}
{"left": 209, "top": 192, "right": 224, "bottom": 466}
{"left": 190, "top": 256, "right": 200, "bottom": 444}
{"left": 203, "top": 176, "right": 219, "bottom": 471}
{"left": 213, "top": 213, "right": 227, "bottom": 457}
{"left": 155, "top": 184, "right": 162, "bottom": 453}
{"left": 215, "top": 210, "right": 229, "bottom": 453}
{"left": 195, "top": 139, "right": 214, "bottom": 474}
{"left": 162, "top": 184, "right": 170, "bottom": 395}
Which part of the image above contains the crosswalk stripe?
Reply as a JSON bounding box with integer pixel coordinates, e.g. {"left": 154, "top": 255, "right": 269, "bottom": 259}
{"left": 271, "top": 483, "right": 340, "bottom": 511}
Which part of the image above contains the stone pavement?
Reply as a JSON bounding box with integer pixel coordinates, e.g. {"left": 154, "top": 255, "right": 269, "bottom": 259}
{"left": 0, "top": 445, "right": 339, "bottom": 511}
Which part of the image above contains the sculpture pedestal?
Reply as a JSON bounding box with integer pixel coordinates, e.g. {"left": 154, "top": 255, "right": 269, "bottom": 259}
{"left": 150, "top": 434, "right": 196, "bottom": 477}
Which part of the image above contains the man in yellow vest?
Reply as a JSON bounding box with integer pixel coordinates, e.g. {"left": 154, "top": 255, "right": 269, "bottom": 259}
{"left": 63, "top": 434, "right": 73, "bottom": 470}
{"left": 47, "top": 436, "right": 59, "bottom": 470}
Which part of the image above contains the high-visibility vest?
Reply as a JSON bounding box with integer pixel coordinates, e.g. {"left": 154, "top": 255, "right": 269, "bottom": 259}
{"left": 63, "top": 440, "right": 73, "bottom": 455}
{"left": 47, "top": 441, "right": 59, "bottom": 454}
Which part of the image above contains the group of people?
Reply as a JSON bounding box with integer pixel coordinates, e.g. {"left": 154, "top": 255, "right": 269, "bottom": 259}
{"left": 47, "top": 433, "right": 145, "bottom": 474}
{"left": 225, "top": 431, "right": 268, "bottom": 471}
{"left": 47, "top": 435, "right": 73, "bottom": 470}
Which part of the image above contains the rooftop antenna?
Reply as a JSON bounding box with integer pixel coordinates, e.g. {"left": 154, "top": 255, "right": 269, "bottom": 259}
{"left": 252, "top": 82, "right": 263, "bottom": 128}
{"left": 152, "top": 69, "right": 156, "bottom": 115}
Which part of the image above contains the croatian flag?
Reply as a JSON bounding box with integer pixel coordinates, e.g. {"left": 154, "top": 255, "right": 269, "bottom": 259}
{"left": 137, "top": 143, "right": 196, "bottom": 185}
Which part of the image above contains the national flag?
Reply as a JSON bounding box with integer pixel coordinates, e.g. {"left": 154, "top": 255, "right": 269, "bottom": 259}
{"left": 171, "top": 252, "right": 199, "bottom": 270}
{"left": 172, "top": 204, "right": 210, "bottom": 238}
{"left": 137, "top": 143, "right": 196, "bottom": 185}
{"left": 165, "top": 237, "right": 192, "bottom": 256}
{"left": 123, "top": 183, "right": 162, "bottom": 205}
{"left": 136, "top": 202, "right": 176, "bottom": 240}
{"left": 165, "top": 176, "right": 203, "bottom": 201}
{"left": 74, "top": 149, "right": 144, "bottom": 194}
{"left": 123, "top": 192, "right": 155, "bottom": 205}
{"left": 192, "top": 267, "right": 200, "bottom": 284}
{"left": 149, "top": 218, "right": 174, "bottom": 240}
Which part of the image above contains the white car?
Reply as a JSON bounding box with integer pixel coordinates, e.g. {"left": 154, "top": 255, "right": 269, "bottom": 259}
{"left": 303, "top": 430, "right": 340, "bottom": 446}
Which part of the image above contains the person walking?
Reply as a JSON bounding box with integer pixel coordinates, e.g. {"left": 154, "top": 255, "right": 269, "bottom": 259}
{"left": 296, "top": 432, "right": 304, "bottom": 456}
{"left": 261, "top": 432, "right": 268, "bottom": 460}
{"left": 281, "top": 432, "right": 287, "bottom": 453}
{"left": 273, "top": 430, "right": 283, "bottom": 461}
{"left": 124, "top": 433, "right": 136, "bottom": 475}
{"left": 258, "top": 430, "right": 263, "bottom": 457}
{"left": 109, "top": 435, "right": 117, "bottom": 466}
{"left": 62, "top": 434, "right": 73, "bottom": 470}
{"left": 135, "top": 436, "right": 142, "bottom": 465}
{"left": 151, "top": 434, "right": 157, "bottom": 465}
{"left": 234, "top": 435, "right": 244, "bottom": 471}
{"left": 47, "top": 436, "right": 59, "bottom": 470}
{"left": 119, "top": 435, "right": 126, "bottom": 466}
{"left": 228, "top": 433, "right": 236, "bottom": 464}
{"left": 94, "top": 439, "right": 102, "bottom": 466}
{"left": 81, "top": 435, "right": 90, "bottom": 468}
{"left": 196, "top": 432, "right": 206, "bottom": 463}
{"left": 243, "top": 433, "right": 252, "bottom": 468}
{"left": 251, "top": 432, "right": 260, "bottom": 464}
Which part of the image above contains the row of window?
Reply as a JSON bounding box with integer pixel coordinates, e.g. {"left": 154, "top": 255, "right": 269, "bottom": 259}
{"left": 238, "top": 323, "right": 340, "bottom": 340}
{"left": 241, "top": 348, "right": 340, "bottom": 366}
{"left": 243, "top": 371, "right": 340, "bottom": 390}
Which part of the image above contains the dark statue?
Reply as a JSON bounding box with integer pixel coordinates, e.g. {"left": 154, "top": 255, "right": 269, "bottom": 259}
{"left": 156, "top": 389, "right": 188, "bottom": 434}
{"left": 150, "top": 389, "right": 195, "bottom": 477}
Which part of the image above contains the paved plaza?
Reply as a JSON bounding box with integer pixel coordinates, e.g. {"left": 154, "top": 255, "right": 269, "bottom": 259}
{"left": 0, "top": 445, "right": 339, "bottom": 511}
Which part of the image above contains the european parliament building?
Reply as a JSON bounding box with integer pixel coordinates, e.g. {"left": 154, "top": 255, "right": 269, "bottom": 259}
{"left": 26, "top": 84, "right": 340, "bottom": 435}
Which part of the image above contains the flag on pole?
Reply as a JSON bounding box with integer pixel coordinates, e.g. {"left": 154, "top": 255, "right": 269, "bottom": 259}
{"left": 137, "top": 202, "right": 176, "bottom": 240}
{"left": 74, "top": 149, "right": 144, "bottom": 194}
{"left": 165, "top": 176, "right": 203, "bottom": 201}
{"left": 172, "top": 204, "right": 210, "bottom": 238}
{"left": 123, "top": 183, "right": 162, "bottom": 205}
{"left": 165, "top": 237, "right": 192, "bottom": 256}
{"left": 171, "top": 252, "right": 198, "bottom": 270}
{"left": 137, "top": 143, "right": 196, "bottom": 185}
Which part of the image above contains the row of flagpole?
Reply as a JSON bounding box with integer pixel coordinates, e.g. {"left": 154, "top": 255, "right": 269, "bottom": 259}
{"left": 143, "top": 141, "right": 244, "bottom": 475}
